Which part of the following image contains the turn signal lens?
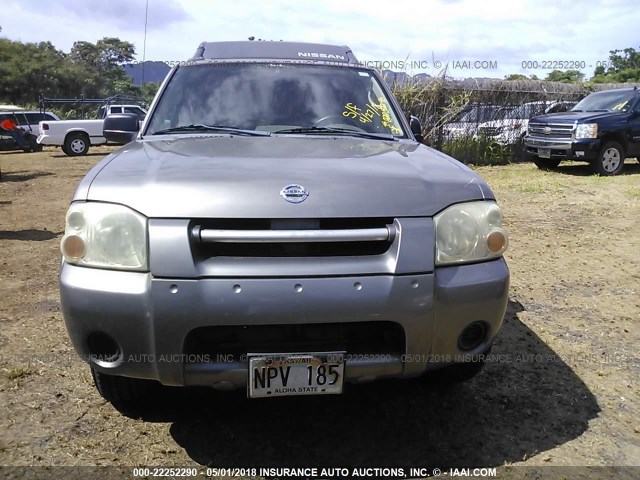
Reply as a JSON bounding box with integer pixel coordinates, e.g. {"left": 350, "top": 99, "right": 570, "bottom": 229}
{"left": 61, "top": 234, "right": 86, "bottom": 260}
{"left": 487, "top": 230, "right": 508, "bottom": 254}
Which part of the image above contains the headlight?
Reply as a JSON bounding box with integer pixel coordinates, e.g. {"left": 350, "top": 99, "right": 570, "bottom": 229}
{"left": 434, "top": 201, "right": 508, "bottom": 265}
{"left": 61, "top": 202, "right": 148, "bottom": 271}
{"left": 575, "top": 123, "right": 598, "bottom": 139}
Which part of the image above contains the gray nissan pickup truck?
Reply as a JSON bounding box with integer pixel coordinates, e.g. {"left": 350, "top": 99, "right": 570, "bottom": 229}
{"left": 59, "top": 41, "right": 510, "bottom": 410}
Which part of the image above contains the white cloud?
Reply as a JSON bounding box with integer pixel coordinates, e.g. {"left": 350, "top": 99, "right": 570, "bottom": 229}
{"left": 1, "top": 0, "right": 637, "bottom": 78}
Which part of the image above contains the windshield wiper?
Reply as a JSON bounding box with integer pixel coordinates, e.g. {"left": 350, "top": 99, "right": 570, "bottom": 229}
{"left": 274, "top": 126, "right": 397, "bottom": 141}
{"left": 153, "top": 124, "right": 271, "bottom": 136}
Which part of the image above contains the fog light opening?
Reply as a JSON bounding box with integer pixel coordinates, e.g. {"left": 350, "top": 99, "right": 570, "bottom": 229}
{"left": 458, "top": 322, "right": 488, "bottom": 351}
{"left": 87, "top": 332, "right": 122, "bottom": 364}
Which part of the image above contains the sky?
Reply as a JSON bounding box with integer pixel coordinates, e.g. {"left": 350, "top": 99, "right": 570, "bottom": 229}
{"left": 1, "top": 0, "right": 637, "bottom": 80}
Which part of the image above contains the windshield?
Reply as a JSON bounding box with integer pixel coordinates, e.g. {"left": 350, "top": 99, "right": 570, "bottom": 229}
{"left": 146, "top": 63, "right": 405, "bottom": 137}
{"left": 572, "top": 90, "right": 638, "bottom": 112}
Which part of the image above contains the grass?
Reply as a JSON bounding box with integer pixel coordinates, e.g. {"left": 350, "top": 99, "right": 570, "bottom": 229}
{"left": 441, "top": 135, "right": 514, "bottom": 166}
{"left": 519, "top": 182, "right": 547, "bottom": 193}
{"left": 473, "top": 163, "right": 569, "bottom": 193}
{"left": 626, "top": 187, "right": 640, "bottom": 198}
{"left": 1, "top": 367, "right": 34, "bottom": 380}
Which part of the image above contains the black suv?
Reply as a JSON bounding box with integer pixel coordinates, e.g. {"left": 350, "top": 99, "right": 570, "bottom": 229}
{"left": 524, "top": 87, "right": 640, "bottom": 175}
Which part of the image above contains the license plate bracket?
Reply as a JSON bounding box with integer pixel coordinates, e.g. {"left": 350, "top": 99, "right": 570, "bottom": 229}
{"left": 538, "top": 148, "right": 551, "bottom": 159}
{"left": 248, "top": 352, "right": 345, "bottom": 398}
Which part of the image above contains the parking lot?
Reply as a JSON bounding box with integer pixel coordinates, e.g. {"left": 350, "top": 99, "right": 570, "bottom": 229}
{"left": 0, "top": 148, "right": 639, "bottom": 470}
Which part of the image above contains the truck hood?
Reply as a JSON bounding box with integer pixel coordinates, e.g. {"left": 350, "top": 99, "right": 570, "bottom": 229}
{"left": 81, "top": 135, "right": 491, "bottom": 218}
{"left": 530, "top": 111, "right": 622, "bottom": 124}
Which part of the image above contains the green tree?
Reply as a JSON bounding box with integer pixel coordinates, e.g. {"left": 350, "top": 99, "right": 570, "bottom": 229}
{"left": 608, "top": 47, "right": 640, "bottom": 71}
{"left": 0, "top": 36, "right": 141, "bottom": 111}
{"left": 544, "top": 70, "right": 585, "bottom": 83}
{"left": 590, "top": 47, "right": 640, "bottom": 83}
{"left": 68, "top": 37, "right": 137, "bottom": 97}
{"left": 0, "top": 38, "right": 69, "bottom": 104}
{"left": 141, "top": 82, "right": 161, "bottom": 103}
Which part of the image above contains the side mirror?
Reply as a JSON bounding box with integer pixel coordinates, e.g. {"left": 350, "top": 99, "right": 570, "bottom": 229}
{"left": 103, "top": 113, "right": 139, "bottom": 144}
{"left": 409, "top": 116, "right": 424, "bottom": 143}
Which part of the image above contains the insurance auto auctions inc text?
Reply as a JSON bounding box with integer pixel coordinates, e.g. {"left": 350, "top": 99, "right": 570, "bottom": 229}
{"left": 226, "top": 466, "right": 497, "bottom": 478}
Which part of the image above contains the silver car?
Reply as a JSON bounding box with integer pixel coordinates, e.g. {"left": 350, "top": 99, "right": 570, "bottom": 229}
{"left": 59, "top": 41, "right": 509, "bottom": 410}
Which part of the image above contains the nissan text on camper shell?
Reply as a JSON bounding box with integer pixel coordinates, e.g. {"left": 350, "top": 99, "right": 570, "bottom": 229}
{"left": 59, "top": 41, "right": 510, "bottom": 410}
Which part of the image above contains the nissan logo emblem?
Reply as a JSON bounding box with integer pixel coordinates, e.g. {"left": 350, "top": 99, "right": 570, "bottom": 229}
{"left": 280, "top": 184, "right": 309, "bottom": 203}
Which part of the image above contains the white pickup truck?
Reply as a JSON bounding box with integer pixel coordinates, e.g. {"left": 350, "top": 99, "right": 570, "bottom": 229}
{"left": 37, "top": 104, "right": 147, "bottom": 156}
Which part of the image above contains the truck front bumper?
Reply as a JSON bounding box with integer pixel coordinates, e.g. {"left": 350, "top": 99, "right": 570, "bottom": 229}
{"left": 60, "top": 259, "right": 509, "bottom": 389}
{"left": 524, "top": 136, "right": 601, "bottom": 161}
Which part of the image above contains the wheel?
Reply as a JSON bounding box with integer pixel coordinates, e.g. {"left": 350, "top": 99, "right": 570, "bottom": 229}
{"left": 533, "top": 157, "right": 561, "bottom": 170}
{"left": 423, "top": 346, "right": 492, "bottom": 385}
{"left": 64, "top": 133, "right": 90, "bottom": 156}
{"left": 91, "top": 367, "right": 157, "bottom": 412}
{"left": 593, "top": 141, "right": 625, "bottom": 176}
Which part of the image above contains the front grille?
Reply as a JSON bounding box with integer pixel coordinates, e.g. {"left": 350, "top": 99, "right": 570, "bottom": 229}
{"left": 191, "top": 218, "right": 395, "bottom": 258}
{"left": 528, "top": 122, "right": 574, "bottom": 139}
{"left": 184, "top": 322, "right": 406, "bottom": 358}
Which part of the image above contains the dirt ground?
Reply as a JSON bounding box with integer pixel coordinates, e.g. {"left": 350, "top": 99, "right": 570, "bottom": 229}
{"left": 0, "top": 147, "right": 639, "bottom": 475}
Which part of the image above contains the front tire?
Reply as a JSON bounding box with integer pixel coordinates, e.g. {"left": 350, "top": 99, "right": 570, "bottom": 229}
{"left": 91, "top": 367, "right": 157, "bottom": 412}
{"left": 593, "top": 141, "right": 625, "bottom": 176}
{"left": 64, "top": 133, "right": 90, "bottom": 156}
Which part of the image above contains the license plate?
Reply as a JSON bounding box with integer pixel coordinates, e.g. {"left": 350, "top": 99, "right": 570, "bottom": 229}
{"left": 538, "top": 148, "right": 551, "bottom": 158}
{"left": 248, "top": 352, "right": 345, "bottom": 398}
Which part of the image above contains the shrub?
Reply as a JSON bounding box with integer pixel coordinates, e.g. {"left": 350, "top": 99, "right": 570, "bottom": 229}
{"left": 441, "top": 134, "right": 513, "bottom": 166}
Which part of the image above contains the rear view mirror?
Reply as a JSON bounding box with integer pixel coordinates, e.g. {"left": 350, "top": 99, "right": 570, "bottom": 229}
{"left": 409, "top": 116, "right": 424, "bottom": 143}
{"left": 103, "top": 113, "right": 139, "bottom": 144}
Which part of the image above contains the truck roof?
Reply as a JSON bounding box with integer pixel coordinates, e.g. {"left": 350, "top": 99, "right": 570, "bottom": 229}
{"left": 589, "top": 87, "right": 639, "bottom": 95}
{"left": 190, "top": 41, "right": 359, "bottom": 64}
